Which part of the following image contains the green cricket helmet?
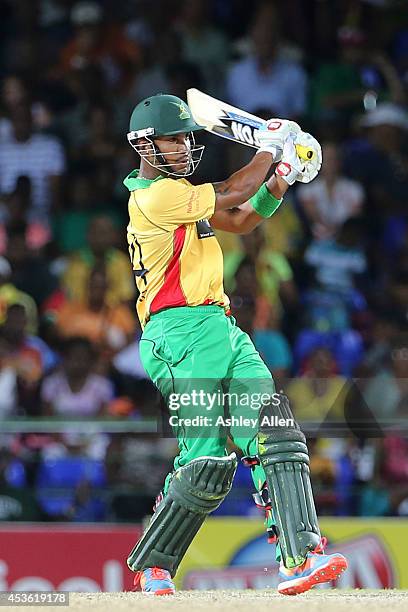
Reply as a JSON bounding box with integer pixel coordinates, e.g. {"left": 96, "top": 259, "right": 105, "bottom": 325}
{"left": 127, "top": 93, "right": 205, "bottom": 177}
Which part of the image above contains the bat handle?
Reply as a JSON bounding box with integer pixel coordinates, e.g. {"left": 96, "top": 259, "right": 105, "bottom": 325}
{"left": 296, "top": 144, "right": 315, "bottom": 161}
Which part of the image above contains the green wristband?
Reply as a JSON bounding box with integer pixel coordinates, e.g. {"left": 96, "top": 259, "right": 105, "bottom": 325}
{"left": 249, "top": 183, "right": 283, "bottom": 218}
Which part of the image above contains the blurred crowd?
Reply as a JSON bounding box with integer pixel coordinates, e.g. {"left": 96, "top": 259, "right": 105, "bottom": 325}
{"left": 0, "top": 0, "right": 408, "bottom": 522}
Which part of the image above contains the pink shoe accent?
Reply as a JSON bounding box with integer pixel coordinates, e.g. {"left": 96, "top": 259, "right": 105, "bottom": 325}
{"left": 133, "top": 567, "right": 175, "bottom": 596}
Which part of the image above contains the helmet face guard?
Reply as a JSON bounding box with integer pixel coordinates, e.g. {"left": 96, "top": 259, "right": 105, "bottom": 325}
{"left": 127, "top": 128, "right": 204, "bottom": 177}
{"left": 127, "top": 94, "right": 205, "bottom": 177}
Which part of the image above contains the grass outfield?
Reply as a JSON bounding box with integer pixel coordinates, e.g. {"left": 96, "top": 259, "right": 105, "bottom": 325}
{"left": 16, "top": 590, "right": 408, "bottom": 612}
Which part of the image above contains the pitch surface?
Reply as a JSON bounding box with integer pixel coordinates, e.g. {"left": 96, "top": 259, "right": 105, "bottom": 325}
{"left": 15, "top": 590, "right": 408, "bottom": 612}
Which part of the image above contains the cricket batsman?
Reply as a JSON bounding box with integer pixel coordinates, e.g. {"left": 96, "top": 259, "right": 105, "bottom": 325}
{"left": 124, "top": 93, "right": 347, "bottom": 596}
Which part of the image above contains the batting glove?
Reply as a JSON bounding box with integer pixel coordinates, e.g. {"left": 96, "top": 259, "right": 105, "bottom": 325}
{"left": 293, "top": 131, "right": 322, "bottom": 183}
{"left": 275, "top": 134, "right": 305, "bottom": 185}
{"left": 256, "top": 118, "right": 301, "bottom": 162}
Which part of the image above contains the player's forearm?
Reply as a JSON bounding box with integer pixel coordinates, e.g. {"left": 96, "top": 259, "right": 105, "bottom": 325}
{"left": 266, "top": 174, "right": 290, "bottom": 199}
{"left": 211, "top": 203, "right": 264, "bottom": 234}
{"left": 211, "top": 176, "right": 288, "bottom": 234}
{"left": 234, "top": 208, "right": 266, "bottom": 234}
{"left": 235, "top": 177, "right": 289, "bottom": 233}
{"left": 213, "top": 151, "right": 274, "bottom": 210}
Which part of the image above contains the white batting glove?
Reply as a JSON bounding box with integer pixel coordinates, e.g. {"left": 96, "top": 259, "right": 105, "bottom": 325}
{"left": 275, "top": 134, "right": 305, "bottom": 185}
{"left": 256, "top": 118, "right": 301, "bottom": 162}
{"left": 293, "top": 131, "right": 322, "bottom": 184}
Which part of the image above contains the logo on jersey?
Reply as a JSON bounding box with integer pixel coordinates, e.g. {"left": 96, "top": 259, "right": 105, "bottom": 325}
{"left": 196, "top": 219, "right": 215, "bottom": 239}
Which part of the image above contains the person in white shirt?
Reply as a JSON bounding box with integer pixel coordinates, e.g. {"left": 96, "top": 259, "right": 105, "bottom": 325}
{"left": 226, "top": 5, "right": 307, "bottom": 117}
{"left": 0, "top": 105, "right": 65, "bottom": 222}
{"left": 298, "top": 142, "right": 365, "bottom": 240}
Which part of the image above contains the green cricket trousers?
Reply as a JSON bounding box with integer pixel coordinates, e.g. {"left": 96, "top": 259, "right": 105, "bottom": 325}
{"left": 139, "top": 305, "right": 275, "bottom": 500}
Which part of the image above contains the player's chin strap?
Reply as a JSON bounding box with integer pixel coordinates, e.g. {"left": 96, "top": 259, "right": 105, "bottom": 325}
{"left": 127, "top": 131, "right": 205, "bottom": 177}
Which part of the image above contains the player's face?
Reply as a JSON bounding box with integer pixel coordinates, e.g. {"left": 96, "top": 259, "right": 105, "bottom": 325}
{"left": 134, "top": 131, "right": 204, "bottom": 177}
{"left": 154, "top": 133, "right": 190, "bottom": 174}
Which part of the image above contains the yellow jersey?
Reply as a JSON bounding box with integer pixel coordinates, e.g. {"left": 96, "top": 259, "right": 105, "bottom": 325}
{"left": 124, "top": 170, "right": 229, "bottom": 328}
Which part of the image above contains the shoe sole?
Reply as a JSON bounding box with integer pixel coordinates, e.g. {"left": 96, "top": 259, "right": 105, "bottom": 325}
{"left": 154, "top": 588, "right": 175, "bottom": 596}
{"left": 141, "top": 588, "right": 175, "bottom": 596}
{"left": 278, "top": 555, "right": 348, "bottom": 596}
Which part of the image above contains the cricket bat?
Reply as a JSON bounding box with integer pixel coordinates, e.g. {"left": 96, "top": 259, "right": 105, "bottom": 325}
{"left": 187, "top": 88, "right": 315, "bottom": 161}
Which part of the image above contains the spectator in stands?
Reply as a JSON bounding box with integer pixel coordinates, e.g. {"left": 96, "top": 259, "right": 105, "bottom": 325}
{"left": 41, "top": 337, "right": 114, "bottom": 417}
{"left": 55, "top": 265, "right": 136, "bottom": 356}
{"left": 381, "top": 198, "right": 408, "bottom": 262}
{"left": 0, "top": 177, "right": 52, "bottom": 256}
{"left": 1, "top": 303, "right": 56, "bottom": 414}
{"left": 387, "top": 244, "right": 408, "bottom": 324}
{"left": 6, "top": 229, "right": 58, "bottom": 309}
{"left": 286, "top": 347, "right": 348, "bottom": 424}
{"left": 381, "top": 435, "right": 408, "bottom": 486}
{"left": 112, "top": 327, "right": 148, "bottom": 382}
{"left": 0, "top": 74, "right": 53, "bottom": 144}
{"left": 0, "top": 448, "right": 46, "bottom": 521}
{"left": 62, "top": 215, "right": 135, "bottom": 306}
{"left": 59, "top": 1, "right": 141, "bottom": 90}
{"left": 302, "top": 217, "right": 367, "bottom": 332}
{"left": 262, "top": 193, "right": 304, "bottom": 259}
{"left": 0, "top": 104, "right": 65, "bottom": 221}
{"left": 0, "top": 256, "right": 38, "bottom": 333}
{"left": 74, "top": 104, "right": 118, "bottom": 166}
{"left": 38, "top": 431, "right": 108, "bottom": 462}
{"left": 229, "top": 258, "right": 293, "bottom": 383}
{"left": 357, "top": 310, "right": 399, "bottom": 376}
{"left": 363, "top": 337, "right": 408, "bottom": 422}
{"left": 345, "top": 103, "right": 408, "bottom": 212}
{"left": 298, "top": 142, "right": 365, "bottom": 241}
{"left": 225, "top": 226, "right": 298, "bottom": 329}
{"left": 110, "top": 313, "right": 159, "bottom": 417}
{"left": 106, "top": 433, "right": 175, "bottom": 521}
{"left": 308, "top": 437, "right": 337, "bottom": 515}
{"left": 226, "top": 2, "right": 307, "bottom": 116}
{"left": 52, "top": 171, "right": 96, "bottom": 255}
{"left": 67, "top": 479, "right": 106, "bottom": 522}
{"left": 0, "top": 75, "right": 29, "bottom": 142}
{"left": 56, "top": 64, "right": 111, "bottom": 151}
{"left": 126, "top": 28, "right": 204, "bottom": 133}
{"left": 0, "top": 331, "right": 18, "bottom": 418}
{"left": 175, "top": 0, "right": 230, "bottom": 96}
{"left": 392, "top": 28, "right": 408, "bottom": 88}
{"left": 126, "top": 29, "right": 181, "bottom": 103}
{"left": 309, "top": 27, "right": 405, "bottom": 124}
{"left": 359, "top": 435, "right": 408, "bottom": 517}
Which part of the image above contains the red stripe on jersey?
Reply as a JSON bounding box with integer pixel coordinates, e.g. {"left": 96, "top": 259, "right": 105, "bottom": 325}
{"left": 150, "top": 225, "right": 187, "bottom": 313}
